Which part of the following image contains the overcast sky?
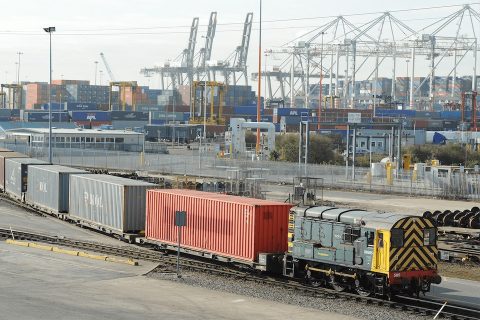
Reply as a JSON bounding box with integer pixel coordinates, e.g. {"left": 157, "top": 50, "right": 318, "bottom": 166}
{"left": 0, "top": 0, "right": 478, "bottom": 89}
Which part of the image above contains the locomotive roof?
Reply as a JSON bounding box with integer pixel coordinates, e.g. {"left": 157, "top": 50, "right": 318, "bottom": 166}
{"left": 293, "top": 206, "right": 413, "bottom": 230}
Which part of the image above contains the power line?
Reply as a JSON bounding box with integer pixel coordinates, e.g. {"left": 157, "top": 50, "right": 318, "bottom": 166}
{"left": 0, "top": 3, "right": 478, "bottom": 35}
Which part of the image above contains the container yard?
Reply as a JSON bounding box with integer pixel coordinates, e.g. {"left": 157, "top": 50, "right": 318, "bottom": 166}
{"left": 2, "top": 2, "right": 480, "bottom": 320}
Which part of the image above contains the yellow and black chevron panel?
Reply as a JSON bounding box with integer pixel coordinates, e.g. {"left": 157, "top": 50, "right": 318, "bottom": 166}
{"left": 389, "top": 217, "right": 438, "bottom": 271}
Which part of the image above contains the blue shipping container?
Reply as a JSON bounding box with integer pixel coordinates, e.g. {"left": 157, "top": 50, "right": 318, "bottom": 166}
{"left": 276, "top": 108, "right": 310, "bottom": 117}
{"left": 24, "top": 112, "right": 69, "bottom": 122}
{"left": 111, "top": 111, "right": 149, "bottom": 121}
{"left": 0, "top": 109, "right": 11, "bottom": 117}
{"left": 150, "top": 119, "right": 167, "bottom": 125}
{"left": 439, "top": 111, "right": 461, "bottom": 120}
{"left": 243, "top": 116, "right": 273, "bottom": 122}
{"left": 66, "top": 102, "right": 98, "bottom": 111}
{"left": 375, "top": 109, "right": 416, "bottom": 117}
{"left": 41, "top": 103, "right": 64, "bottom": 111}
{"left": 233, "top": 106, "right": 259, "bottom": 115}
{"left": 70, "top": 111, "right": 111, "bottom": 121}
{"left": 136, "top": 105, "right": 165, "bottom": 112}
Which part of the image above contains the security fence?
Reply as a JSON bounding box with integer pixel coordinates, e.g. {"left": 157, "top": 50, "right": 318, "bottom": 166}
{"left": 2, "top": 141, "right": 480, "bottom": 201}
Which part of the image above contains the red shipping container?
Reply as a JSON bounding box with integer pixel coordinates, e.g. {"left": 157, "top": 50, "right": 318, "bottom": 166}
{"left": 146, "top": 190, "right": 292, "bottom": 262}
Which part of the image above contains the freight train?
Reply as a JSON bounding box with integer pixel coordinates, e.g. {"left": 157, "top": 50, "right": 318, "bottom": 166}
{"left": 0, "top": 151, "right": 441, "bottom": 298}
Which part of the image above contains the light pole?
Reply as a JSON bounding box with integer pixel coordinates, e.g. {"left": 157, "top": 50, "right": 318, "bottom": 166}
{"left": 318, "top": 31, "right": 325, "bottom": 131}
{"left": 94, "top": 61, "right": 99, "bottom": 85}
{"left": 44, "top": 26, "right": 55, "bottom": 164}
{"left": 256, "top": 0, "right": 262, "bottom": 155}
{"left": 99, "top": 70, "right": 103, "bottom": 85}
{"left": 202, "top": 35, "right": 210, "bottom": 140}
{"left": 264, "top": 51, "right": 269, "bottom": 107}
{"left": 16, "top": 52, "right": 23, "bottom": 85}
{"left": 406, "top": 59, "right": 410, "bottom": 109}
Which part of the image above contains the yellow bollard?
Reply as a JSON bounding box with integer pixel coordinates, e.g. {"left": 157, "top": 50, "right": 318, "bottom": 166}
{"left": 386, "top": 162, "right": 393, "bottom": 185}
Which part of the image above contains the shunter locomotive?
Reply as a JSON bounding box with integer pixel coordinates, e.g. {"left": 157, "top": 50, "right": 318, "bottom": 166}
{"left": 284, "top": 206, "right": 442, "bottom": 297}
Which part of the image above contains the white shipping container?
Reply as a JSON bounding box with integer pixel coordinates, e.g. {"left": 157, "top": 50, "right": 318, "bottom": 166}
{"left": 5, "top": 158, "right": 49, "bottom": 199}
{"left": 26, "top": 165, "right": 88, "bottom": 214}
{"left": 69, "top": 174, "right": 158, "bottom": 233}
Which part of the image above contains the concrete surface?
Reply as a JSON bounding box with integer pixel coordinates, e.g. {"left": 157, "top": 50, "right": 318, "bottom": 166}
{"left": 427, "top": 277, "right": 480, "bottom": 310}
{"left": 0, "top": 241, "right": 358, "bottom": 320}
{"left": 266, "top": 184, "right": 479, "bottom": 215}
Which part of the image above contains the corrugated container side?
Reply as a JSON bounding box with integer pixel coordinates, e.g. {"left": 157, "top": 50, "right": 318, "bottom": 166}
{"left": 0, "top": 152, "right": 28, "bottom": 191}
{"left": 69, "top": 174, "right": 157, "bottom": 233}
{"left": 26, "top": 165, "right": 88, "bottom": 213}
{"left": 111, "top": 111, "right": 149, "bottom": 121}
{"left": 5, "top": 158, "right": 49, "bottom": 199}
{"left": 70, "top": 111, "right": 111, "bottom": 121}
{"left": 146, "top": 190, "right": 291, "bottom": 262}
{"left": 66, "top": 102, "right": 98, "bottom": 111}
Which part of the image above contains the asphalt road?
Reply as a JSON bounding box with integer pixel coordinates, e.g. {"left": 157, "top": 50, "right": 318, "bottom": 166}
{"left": 0, "top": 241, "right": 357, "bottom": 320}
{"left": 427, "top": 277, "right": 480, "bottom": 310}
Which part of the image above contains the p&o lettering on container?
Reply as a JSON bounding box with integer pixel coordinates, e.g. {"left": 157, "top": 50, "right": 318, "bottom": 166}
{"left": 39, "top": 181, "right": 48, "bottom": 193}
{"left": 83, "top": 192, "right": 103, "bottom": 208}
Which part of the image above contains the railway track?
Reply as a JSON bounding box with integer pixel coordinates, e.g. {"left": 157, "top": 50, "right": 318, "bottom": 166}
{"left": 1, "top": 227, "right": 479, "bottom": 319}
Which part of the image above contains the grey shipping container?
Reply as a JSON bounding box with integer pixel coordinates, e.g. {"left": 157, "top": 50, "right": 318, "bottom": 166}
{"left": 26, "top": 165, "right": 88, "bottom": 214}
{"left": 5, "top": 158, "right": 49, "bottom": 199}
{"left": 0, "top": 152, "right": 28, "bottom": 191}
{"left": 69, "top": 174, "right": 158, "bottom": 233}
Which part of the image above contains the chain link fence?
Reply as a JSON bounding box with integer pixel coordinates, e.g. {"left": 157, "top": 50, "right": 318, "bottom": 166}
{"left": 2, "top": 142, "right": 480, "bottom": 201}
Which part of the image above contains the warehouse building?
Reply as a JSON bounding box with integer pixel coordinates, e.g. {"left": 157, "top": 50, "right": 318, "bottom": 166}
{"left": 4, "top": 128, "right": 144, "bottom": 152}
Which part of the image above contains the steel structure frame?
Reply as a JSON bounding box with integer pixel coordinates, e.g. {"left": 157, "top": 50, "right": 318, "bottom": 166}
{"left": 140, "top": 12, "right": 253, "bottom": 91}
{"left": 252, "top": 5, "right": 480, "bottom": 111}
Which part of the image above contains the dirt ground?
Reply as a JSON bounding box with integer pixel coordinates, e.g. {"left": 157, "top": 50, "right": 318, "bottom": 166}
{"left": 438, "top": 262, "right": 480, "bottom": 282}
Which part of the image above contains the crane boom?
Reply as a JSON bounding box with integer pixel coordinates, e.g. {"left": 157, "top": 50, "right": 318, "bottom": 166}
{"left": 100, "top": 52, "right": 116, "bottom": 82}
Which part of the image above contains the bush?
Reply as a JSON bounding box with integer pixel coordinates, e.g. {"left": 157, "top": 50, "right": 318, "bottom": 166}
{"left": 354, "top": 154, "right": 385, "bottom": 167}
{"left": 404, "top": 143, "right": 480, "bottom": 167}
{"left": 274, "top": 133, "right": 341, "bottom": 164}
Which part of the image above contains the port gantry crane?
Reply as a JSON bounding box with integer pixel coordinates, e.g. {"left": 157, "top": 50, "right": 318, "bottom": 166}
{"left": 252, "top": 5, "right": 480, "bottom": 110}
{"left": 140, "top": 12, "right": 254, "bottom": 89}
{"left": 0, "top": 84, "right": 22, "bottom": 109}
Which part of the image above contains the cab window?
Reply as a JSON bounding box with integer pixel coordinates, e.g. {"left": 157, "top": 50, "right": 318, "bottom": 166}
{"left": 366, "top": 231, "right": 375, "bottom": 246}
{"left": 391, "top": 228, "right": 404, "bottom": 248}
{"left": 423, "top": 228, "right": 436, "bottom": 246}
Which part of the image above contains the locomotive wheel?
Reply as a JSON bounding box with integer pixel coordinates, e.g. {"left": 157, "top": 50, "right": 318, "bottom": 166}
{"left": 310, "top": 278, "right": 322, "bottom": 288}
{"left": 329, "top": 275, "right": 346, "bottom": 292}
{"left": 355, "top": 279, "right": 371, "bottom": 296}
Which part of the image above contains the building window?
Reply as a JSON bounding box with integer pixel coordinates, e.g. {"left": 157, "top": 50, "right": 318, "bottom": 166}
{"left": 360, "top": 141, "right": 366, "bottom": 148}
{"left": 371, "top": 141, "right": 376, "bottom": 147}
{"left": 377, "top": 141, "right": 383, "bottom": 148}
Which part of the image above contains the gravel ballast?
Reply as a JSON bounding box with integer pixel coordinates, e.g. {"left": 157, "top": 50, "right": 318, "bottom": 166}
{"left": 146, "top": 266, "right": 425, "bottom": 320}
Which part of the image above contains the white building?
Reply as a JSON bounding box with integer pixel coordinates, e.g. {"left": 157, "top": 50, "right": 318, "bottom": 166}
{"left": 4, "top": 128, "right": 144, "bottom": 152}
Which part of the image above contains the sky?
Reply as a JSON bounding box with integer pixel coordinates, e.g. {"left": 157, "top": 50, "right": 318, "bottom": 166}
{"left": 0, "top": 0, "right": 479, "bottom": 89}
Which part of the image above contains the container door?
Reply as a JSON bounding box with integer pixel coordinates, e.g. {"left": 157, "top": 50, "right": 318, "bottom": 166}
{"left": 374, "top": 231, "right": 389, "bottom": 272}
